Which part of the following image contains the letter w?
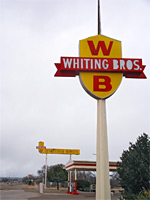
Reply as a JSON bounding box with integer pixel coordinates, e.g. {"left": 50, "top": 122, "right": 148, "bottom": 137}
{"left": 87, "top": 41, "right": 113, "bottom": 56}
{"left": 63, "top": 58, "right": 72, "bottom": 68}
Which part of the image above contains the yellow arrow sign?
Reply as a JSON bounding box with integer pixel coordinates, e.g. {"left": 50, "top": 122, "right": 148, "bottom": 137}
{"left": 37, "top": 142, "right": 80, "bottom": 155}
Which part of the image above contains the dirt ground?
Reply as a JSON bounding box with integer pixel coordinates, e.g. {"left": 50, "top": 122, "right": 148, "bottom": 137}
{"left": 0, "top": 182, "right": 26, "bottom": 190}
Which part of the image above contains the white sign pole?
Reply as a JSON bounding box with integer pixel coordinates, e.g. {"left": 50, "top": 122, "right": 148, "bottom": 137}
{"left": 96, "top": 99, "right": 111, "bottom": 200}
{"left": 45, "top": 154, "right": 47, "bottom": 189}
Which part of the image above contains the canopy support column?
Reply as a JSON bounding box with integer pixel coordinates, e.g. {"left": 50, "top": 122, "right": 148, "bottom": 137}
{"left": 72, "top": 169, "right": 79, "bottom": 195}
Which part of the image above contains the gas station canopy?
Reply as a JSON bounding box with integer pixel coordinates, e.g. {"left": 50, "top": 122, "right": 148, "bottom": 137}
{"left": 65, "top": 160, "right": 118, "bottom": 172}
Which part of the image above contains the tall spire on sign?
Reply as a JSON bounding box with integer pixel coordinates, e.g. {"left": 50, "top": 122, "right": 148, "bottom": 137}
{"left": 98, "top": 0, "right": 101, "bottom": 34}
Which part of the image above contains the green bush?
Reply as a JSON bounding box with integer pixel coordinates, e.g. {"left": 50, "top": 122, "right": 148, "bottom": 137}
{"left": 77, "top": 180, "right": 90, "bottom": 191}
{"left": 137, "top": 189, "right": 150, "bottom": 200}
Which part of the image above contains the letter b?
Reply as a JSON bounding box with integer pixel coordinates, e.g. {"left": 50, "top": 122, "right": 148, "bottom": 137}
{"left": 93, "top": 76, "right": 112, "bottom": 91}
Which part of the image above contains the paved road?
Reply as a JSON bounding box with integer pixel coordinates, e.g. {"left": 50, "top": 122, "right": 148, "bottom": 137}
{"left": 1, "top": 190, "right": 120, "bottom": 200}
{"left": 28, "top": 190, "right": 95, "bottom": 200}
{"left": 1, "top": 189, "right": 41, "bottom": 200}
{"left": 1, "top": 189, "right": 95, "bottom": 200}
{"left": 0, "top": 183, "right": 120, "bottom": 200}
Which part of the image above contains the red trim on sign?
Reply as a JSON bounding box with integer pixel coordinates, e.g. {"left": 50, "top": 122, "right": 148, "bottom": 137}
{"left": 54, "top": 63, "right": 78, "bottom": 77}
{"left": 54, "top": 57, "right": 146, "bottom": 79}
{"left": 36, "top": 146, "right": 46, "bottom": 149}
{"left": 125, "top": 72, "right": 147, "bottom": 79}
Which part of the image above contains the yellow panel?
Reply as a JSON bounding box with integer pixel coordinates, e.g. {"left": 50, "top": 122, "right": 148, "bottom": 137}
{"left": 39, "top": 148, "right": 80, "bottom": 155}
{"left": 80, "top": 72, "right": 122, "bottom": 99}
{"left": 39, "top": 141, "right": 44, "bottom": 147}
{"left": 80, "top": 34, "right": 122, "bottom": 58}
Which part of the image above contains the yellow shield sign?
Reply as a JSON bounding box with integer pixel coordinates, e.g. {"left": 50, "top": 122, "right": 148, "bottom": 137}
{"left": 79, "top": 34, "right": 123, "bottom": 99}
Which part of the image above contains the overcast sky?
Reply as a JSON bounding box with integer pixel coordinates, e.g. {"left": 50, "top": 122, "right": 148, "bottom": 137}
{"left": 0, "top": 0, "right": 150, "bottom": 178}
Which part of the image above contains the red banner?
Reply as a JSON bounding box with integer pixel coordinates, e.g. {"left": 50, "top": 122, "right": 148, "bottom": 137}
{"left": 55, "top": 57, "right": 146, "bottom": 79}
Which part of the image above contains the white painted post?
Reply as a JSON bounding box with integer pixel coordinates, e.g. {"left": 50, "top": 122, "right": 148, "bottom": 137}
{"left": 74, "top": 168, "right": 79, "bottom": 194}
{"left": 96, "top": 99, "right": 111, "bottom": 200}
{"left": 67, "top": 170, "right": 70, "bottom": 193}
{"left": 45, "top": 154, "right": 47, "bottom": 189}
{"left": 70, "top": 170, "right": 72, "bottom": 193}
{"left": 40, "top": 182, "right": 43, "bottom": 193}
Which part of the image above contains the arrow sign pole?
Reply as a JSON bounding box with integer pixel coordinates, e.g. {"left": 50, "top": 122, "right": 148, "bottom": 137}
{"left": 45, "top": 154, "right": 48, "bottom": 189}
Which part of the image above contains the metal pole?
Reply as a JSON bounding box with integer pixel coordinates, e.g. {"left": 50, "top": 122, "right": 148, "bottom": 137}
{"left": 98, "top": 0, "right": 101, "bottom": 34}
{"left": 96, "top": 100, "right": 111, "bottom": 200}
{"left": 45, "top": 154, "right": 47, "bottom": 189}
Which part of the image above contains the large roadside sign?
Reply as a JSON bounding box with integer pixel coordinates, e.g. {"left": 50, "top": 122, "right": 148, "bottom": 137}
{"left": 53, "top": 7, "right": 147, "bottom": 199}
{"left": 55, "top": 34, "right": 146, "bottom": 99}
